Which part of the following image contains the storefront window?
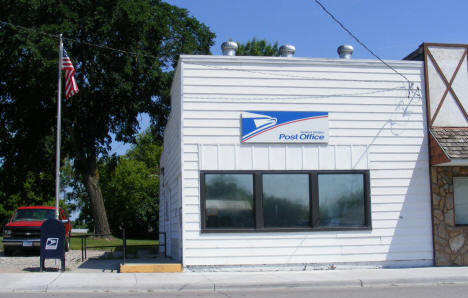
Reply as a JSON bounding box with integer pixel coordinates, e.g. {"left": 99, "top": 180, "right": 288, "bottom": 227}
{"left": 453, "top": 177, "right": 468, "bottom": 225}
{"left": 263, "top": 174, "right": 310, "bottom": 228}
{"left": 200, "top": 170, "right": 370, "bottom": 232}
{"left": 318, "top": 173, "right": 365, "bottom": 227}
{"left": 204, "top": 174, "right": 254, "bottom": 228}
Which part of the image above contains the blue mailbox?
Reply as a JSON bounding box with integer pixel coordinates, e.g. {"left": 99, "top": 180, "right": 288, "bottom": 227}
{"left": 40, "top": 219, "right": 65, "bottom": 272}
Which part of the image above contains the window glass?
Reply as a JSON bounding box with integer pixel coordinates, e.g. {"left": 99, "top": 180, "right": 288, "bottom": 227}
{"left": 263, "top": 174, "right": 310, "bottom": 227}
{"left": 205, "top": 174, "right": 254, "bottom": 228}
{"left": 453, "top": 177, "right": 468, "bottom": 225}
{"left": 318, "top": 174, "right": 365, "bottom": 227}
{"left": 13, "top": 209, "right": 56, "bottom": 221}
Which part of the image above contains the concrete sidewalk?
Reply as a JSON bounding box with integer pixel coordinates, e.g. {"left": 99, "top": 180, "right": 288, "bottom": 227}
{"left": 1, "top": 267, "right": 468, "bottom": 293}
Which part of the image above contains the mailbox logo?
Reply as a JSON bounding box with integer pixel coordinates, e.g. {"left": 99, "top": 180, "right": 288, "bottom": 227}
{"left": 45, "top": 238, "right": 59, "bottom": 250}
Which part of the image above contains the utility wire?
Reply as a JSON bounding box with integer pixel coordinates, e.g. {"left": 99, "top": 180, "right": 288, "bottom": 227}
{"left": 2, "top": 18, "right": 418, "bottom": 97}
{"left": 189, "top": 62, "right": 415, "bottom": 83}
{"left": 183, "top": 86, "right": 420, "bottom": 102}
{"left": 0, "top": 20, "right": 159, "bottom": 60}
{"left": 313, "top": 0, "right": 412, "bottom": 85}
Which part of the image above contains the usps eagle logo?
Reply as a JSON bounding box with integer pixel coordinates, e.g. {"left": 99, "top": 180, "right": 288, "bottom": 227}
{"left": 241, "top": 111, "right": 328, "bottom": 143}
{"left": 241, "top": 112, "right": 278, "bottom": 140}
{"left": 45, "top": 238, "right": 59, "bottom": 250}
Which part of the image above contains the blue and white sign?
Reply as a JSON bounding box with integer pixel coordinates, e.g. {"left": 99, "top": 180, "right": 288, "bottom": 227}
{"left": 45, "top": 238, "right": 59, "bottom": 250}
{"left": 241, "top": 111, "right": 328, "bottom": 143}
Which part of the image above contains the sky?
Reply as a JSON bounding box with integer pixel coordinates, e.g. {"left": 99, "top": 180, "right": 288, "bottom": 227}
{"left": 111, "top": 0, "right": 468, "bottom": 154}
{"left": 166, "top": 0, "right": 468, "bottom": 59}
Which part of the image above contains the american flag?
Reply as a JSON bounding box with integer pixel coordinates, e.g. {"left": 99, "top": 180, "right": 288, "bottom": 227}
{"left": 62, "top": 48, "right": 79, "bottom": 99}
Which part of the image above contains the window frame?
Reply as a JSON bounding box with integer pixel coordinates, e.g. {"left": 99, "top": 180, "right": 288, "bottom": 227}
{"left": 453, "top": 176, "right": 468, "bottom": 226}
{"left": 200, "top": 170, "right": 371, "bottom": 233}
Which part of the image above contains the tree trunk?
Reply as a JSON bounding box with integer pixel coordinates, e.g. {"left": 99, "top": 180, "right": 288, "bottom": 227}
{"left": 70, "top": 128, "right": 111, "bottom": 236}
{"left": 81, "top": 159, "right": 111, "bottom": 236}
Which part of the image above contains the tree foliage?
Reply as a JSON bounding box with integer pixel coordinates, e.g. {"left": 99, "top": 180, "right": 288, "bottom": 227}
{"left": 101, "top": 157, "right": 159, "bottom": 236}
{"left": 100, "top": 130, "right": 161, "bottom": 236}
{"left": 236, "top": 38, "right": 279, "bottom": 56}
{"left": 0, "top": 0, "right": 215, "bottom": 230}
{"left": 67, "top": 130, "right": 161, "bottom": 236}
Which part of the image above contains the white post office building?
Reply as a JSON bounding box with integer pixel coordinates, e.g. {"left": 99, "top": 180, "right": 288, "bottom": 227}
{"left": 159, "top": 42, "right": 467, "bottom": 270}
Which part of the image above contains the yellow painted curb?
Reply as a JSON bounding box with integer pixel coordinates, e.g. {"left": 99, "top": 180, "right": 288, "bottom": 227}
{"left": 120, "top": 263, "right": 182, "bottom": 273}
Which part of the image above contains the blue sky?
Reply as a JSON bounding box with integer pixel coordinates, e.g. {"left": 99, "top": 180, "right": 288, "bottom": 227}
{"left": 112, "top": 0, "right": 468, "bottom": 154}
{"left": 166, "top": 0, "right": 468, "bottom": 59}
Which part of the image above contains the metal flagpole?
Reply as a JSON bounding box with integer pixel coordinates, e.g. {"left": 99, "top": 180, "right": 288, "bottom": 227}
{"left": 55, "top": 34, "right": 63, "bottom": 220}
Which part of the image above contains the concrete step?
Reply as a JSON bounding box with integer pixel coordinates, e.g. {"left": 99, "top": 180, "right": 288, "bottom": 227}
{"left": 120, "top": 263, "right": 182, "bottom": 273}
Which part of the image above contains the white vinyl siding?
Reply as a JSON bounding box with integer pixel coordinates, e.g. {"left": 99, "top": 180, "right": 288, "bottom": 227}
{"left": 159, "top": 66, "right": 183, "bottom": 261}
{"left": 169, "top": 55, "right": 432, "bottom": 267}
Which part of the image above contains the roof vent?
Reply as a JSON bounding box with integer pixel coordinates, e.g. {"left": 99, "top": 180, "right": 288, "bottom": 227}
{"left": 279, "top": 45, "right": 295, "bottom": 57}
{"left": 221, "top": 41, "right": 238, "bottom": 56}
{"left": 337, "top": 44, "right": 354, "bottom": 59}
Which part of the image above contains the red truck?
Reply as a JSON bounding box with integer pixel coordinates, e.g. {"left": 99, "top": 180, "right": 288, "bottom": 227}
{"left": 2, "top": 206, "right": 71, "bottom": 256}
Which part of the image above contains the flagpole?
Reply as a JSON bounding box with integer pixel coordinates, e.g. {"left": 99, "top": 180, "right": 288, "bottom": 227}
{"left": 55, "top": 34, "right": 63, "bottom": 220}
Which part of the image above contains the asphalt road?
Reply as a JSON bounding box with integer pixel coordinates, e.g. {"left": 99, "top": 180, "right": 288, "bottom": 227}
{"left": 0, "top": 284, "right": 467, "bottom": 298}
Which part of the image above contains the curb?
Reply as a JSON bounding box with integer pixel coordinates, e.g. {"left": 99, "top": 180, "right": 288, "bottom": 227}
{"left": 1, "top": 270, "right": 468, "bottom": 293}
{"left": 17, "top": 279, "right": 468, "bottom": 293}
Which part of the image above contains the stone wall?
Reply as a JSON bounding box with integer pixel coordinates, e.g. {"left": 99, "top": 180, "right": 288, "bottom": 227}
{"left": 432, "top": 166, "right": 468, "bottom": 265}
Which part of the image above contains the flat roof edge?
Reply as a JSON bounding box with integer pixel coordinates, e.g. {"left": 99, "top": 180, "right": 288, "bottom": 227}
{"left": 178, "top": 55, "right": 424, "bottom": 68}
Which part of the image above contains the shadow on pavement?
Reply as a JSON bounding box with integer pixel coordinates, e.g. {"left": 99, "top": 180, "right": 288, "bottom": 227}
{"left": 23, "top": 267, "right": 61, "bottom": 272}
{"left": 76, "top": 253, "right": 121, "bottom": 272}
{"left": 1, "top": 248, "right": 171, "bottom": 273}
{"left": 6, "top": 250, "right": 40, "bottom": 257}
{"left": 76, "top": 254, "right": 175, "bottom": 273}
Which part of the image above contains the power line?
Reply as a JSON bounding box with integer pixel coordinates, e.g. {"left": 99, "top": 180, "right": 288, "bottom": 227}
{"left": 2, "top": 17, "right": 418, "bottom": 96}
{"left": 0, "top": 20, "right": 159, "bottom": 60}
{"left": 0, "top": 20, "right": 56, "bottom": 39}
{"left": 183, "top": 86, "right": 419, "bottom": 102}
{"left": 313, "top": 0, "right": 412, "bottom": 85}
{"left": 2, "top": 17, "right": 414, "bottom": 84}
{"left": 190, "top": 62, "right": 416, "bottom": 83}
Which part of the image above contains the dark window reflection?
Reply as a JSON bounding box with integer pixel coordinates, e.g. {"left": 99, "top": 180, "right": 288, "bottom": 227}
{"left": 453, "top": 177, "right": 468, "bottom": 225}
{"left": 205, "top": 174, "right": 254, "bottom": 228}
{"left": 318, "top": 174, "right": 365, "bottom": 226}
{"left": 263, "top": 174, "right": 310, "bottom": 227}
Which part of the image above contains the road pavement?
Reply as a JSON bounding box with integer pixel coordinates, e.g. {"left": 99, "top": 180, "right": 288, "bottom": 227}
{"left": 0, "top": 266, "right": 468, "bottom": 294}
{"left": 1, "top": 284, "right": 468, "bottom": 298}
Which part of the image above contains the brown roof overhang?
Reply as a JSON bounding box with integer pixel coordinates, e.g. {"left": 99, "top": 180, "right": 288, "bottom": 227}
{"left": 430, "top": 128, "right": 468, "bottom": 166}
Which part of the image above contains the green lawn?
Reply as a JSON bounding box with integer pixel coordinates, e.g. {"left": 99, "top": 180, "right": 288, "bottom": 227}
{"left": 0, "top": 235, "right": 158, "bottom": 253}
{"left": 70, "top": 236, "right": 159, "bottom": 251}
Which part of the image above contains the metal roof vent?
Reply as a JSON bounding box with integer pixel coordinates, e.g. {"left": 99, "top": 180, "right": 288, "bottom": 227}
{"left": 221, "top": 41, "right": 238, "bottom": 56}
{"left": 279, "top": 44, "right": 295, "bottom": 57}
{"left": 337, "top": 44, "right": 354, "bottom": 59}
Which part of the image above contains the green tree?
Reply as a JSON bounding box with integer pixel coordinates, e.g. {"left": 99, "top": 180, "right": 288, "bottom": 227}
{"left": 61, "top": 157, "right": 90, "bottom": 228}
{"left": 70, "top": 130, "right": 161, "bottom": 235}
{"left": 63, "top": 129, "right": 161, "bottom": 235}
{"left": 0, "top": 1, "right": 215, "bottom": 233}
{"left": 125, "top": 128, "right": 162, "bottom": 173}
{"left": 236, "top": 38, "right": 279, "bottom": 56}
{"left": 102, "top": 130, "right": 161, "bottom": 235}
{"left": 101, "top": 157, "right": 159, "bottom": 236}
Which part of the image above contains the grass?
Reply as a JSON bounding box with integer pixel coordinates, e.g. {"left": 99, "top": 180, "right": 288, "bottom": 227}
{"left": 70, "top": 235, "right": 161, "bottom": 259}
{"left": 70, "top": 236, "right": 159, "bottom": 251}
{"left": 1, "top": 235, "right": 159, "bottom": 257}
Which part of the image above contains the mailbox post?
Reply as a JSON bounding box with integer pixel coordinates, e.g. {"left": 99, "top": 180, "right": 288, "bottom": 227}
{"left": 40, "top": 219, "right": 65, "bottom": 272}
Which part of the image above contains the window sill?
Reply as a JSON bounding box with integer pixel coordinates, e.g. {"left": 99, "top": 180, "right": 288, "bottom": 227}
{"left": 201, "top": 226, "right": 372, "bottom": 233}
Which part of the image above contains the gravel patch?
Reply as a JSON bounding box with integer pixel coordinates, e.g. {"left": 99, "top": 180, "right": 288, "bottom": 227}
{"left": 0, "top": 250, "right": 117, "bottom": 272}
